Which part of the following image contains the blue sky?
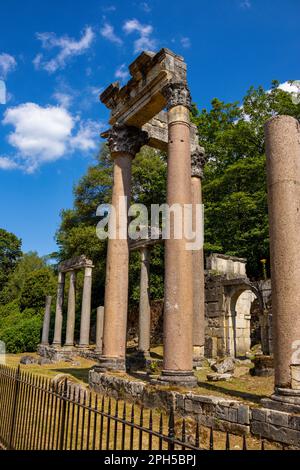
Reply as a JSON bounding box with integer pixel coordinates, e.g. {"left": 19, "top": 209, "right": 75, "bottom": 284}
{"left": 0, "top": 0, "right": 299, "bottom": 256}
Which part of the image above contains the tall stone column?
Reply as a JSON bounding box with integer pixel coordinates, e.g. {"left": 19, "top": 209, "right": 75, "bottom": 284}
{"left": 98, "top": 124, "right": 148, "bottom": 371}
{"left": 138, "top": 247, "right": 151, "bottom": 357}
{"left": 265, "top": 115, "right": 300, "bottom": 409}
{"left": 52, "top": 272, "right": 65, "bottom": 347}
{"left": 41, "top": 296, "right": 52, "bottom": 346}
{"left": 95, "top": 306, "right": 104, "bottom": 354}
{"left": 158, "top": 82, "right": 197, "bottom": 386}
{"left": 78, "top": 266, "right": 93, "bottom": 348}
{"left": 64, "top": 270, "right": 76, "bottom": 349}
{"left": 191, "top": 147, "right": 206, "bottom": 365}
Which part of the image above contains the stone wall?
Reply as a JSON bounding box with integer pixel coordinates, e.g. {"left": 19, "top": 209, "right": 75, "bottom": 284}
{"left": 89, "top": 370, "right": 300, "bottom": 447}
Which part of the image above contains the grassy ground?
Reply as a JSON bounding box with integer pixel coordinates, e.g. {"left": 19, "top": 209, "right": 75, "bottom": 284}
{"left": 2, "top": 351, "right": 280, "bottom": 450}
{"left": 5, "top": 347, "right": 274, "bottom": 407}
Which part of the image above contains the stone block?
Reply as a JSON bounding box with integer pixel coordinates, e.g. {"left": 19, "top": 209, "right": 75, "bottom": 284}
{"left": 251, "top": 408, "right": 267, "bottom": 422}
{"left": 251, "top": 421, "right": 300, "bottom": 447}
{"left": 238, "top": 405, "right": 250, "bottom": 425}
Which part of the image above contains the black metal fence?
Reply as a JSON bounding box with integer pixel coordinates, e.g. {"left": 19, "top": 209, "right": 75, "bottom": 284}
{"left": 0, "top": 364, "right": 276, "bottom": 451}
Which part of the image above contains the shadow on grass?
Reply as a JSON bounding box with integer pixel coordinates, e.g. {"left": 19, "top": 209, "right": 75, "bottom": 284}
{"left": 196, "top": 380, "right": 268, "bottom": 404}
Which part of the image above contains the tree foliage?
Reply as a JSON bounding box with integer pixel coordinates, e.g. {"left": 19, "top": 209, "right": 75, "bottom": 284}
{"left": 0, "top": 228, "right": 22, "bottom": 292}
{"left": 192, "top": 81, "right": 300, "bottom": 277}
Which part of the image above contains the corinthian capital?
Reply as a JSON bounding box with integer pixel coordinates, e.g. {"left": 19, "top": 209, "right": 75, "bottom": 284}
{"left": 162, "top": 82, "right": 192, "bottom": 111}
{"left": 107, "top": 124, "right": 149, "bottom": 156}
{"left": 191, "top": 146, "right": 207, "bottom": 179}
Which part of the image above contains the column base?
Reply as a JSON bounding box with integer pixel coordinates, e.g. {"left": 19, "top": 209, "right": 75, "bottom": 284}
{"left": 51, "top": 342, "right": 62, "bottom": 349}
{"left": 63, "top": 344, "right": 76, "bottom": 352}
{"left": 261, "top": 388, "right": 300, "bottom": 414}
{"left": 154, "top": 370, "right": 198, "bottom": 388}
{"left": 77, "top": 344, "right": 90, "bottom": 350}
{"left": 93, "top": 356, "right": 126, "bottom": 372}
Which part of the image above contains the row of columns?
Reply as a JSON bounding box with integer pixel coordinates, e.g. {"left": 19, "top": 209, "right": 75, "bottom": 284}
{"left": 42, "top": 266, "right": 94, "bottom": 350}
{"left": 97, "top": 82, "right": 206, "bottom": 385}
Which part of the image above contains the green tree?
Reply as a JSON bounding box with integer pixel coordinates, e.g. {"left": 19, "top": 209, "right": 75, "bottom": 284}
{"left": 0, "top": 228, "right": 22, "bottom": 292}
{"left": 19, "top": 267, "right": 56, "bottom": 311}
{"left": 192, "top": 81, "right": 300, "bottom": 277}
{"left": 0, "top": 251, "right": 47, "bottom": 305}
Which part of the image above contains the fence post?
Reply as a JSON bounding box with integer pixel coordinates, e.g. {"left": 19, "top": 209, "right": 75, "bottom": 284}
{"left": 59, "top": 378, "right": 68, "bottom": 450}
{"left": 168, "top": 407, "right": 175, "bottom": 451}
{"left": 8, "top": 365, "right": 21, "bottom": 450}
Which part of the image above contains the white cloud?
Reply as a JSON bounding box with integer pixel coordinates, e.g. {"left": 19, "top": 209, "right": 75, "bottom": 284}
{"left": 115, "top": 63, "right": 129, "bottom": 82}
{"left": 2, "top": 102, "right": 98, "bottom": 172}
{"left": 100, "top": 23, "right": 123, "bottom": 46}
{"left": 102, "top": 5, "right": 117, "bottom": 12}
{"left": 0, "top": 156, "right": 18, "bottom": 170}
{"left": 123, "top": 18, "right": 156, "bottom": 53}
{"left": 0, "top": 53, "right": 17, "bottom": 79}
{"left": 140, "top": 2, "right": 151, "bottom": 13}
{"left": 33, "top": 27, "right": 95, "bottom": 73}
{"left": 181, "top": 37, "right": 191, "bottom": 49}
{"left": 240, "top": 0, "right": 251, "bottom": 8}
{"left": 278, "top": 81, "right": 299, "bottom": 93}
{"left": 52, "top": 91, "right": 73, "bottom": 108}
{"left": 70, "top": 120, "right": 99, "bottom": 151}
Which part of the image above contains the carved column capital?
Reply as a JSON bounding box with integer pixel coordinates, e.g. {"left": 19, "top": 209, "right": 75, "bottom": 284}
{"left": 191, "top": 146, "right": 207, "bottom": 179}
{"left": 107, "top": 123, "right": 149, "bottom": 156}
{"left": 162, "top": 82, "right": 192, "bottom": 111}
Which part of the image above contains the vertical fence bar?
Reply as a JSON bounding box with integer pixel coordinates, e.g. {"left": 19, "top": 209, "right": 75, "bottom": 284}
{"left": 113, "top": 400, "right": 119, "bottom": 450}
{"left": 80, "top": 392, "right": 87, "bottom": 451}
{"left": 99, "top": 396, "right": 105, "bottom": 450}
{"left": 8, "top": 365, "right": 20, "bottom": 449}
{"left": 209, "top": 428, "right": 214, "bottom": 451}
{"left": 106, "top": 398, "right": 111, "bottom": 450}
{"left": 130, "top": 404, "right": 134, "bottom": 451}
{"left": 139, "top": 407, "right": 144, "bottom": 450}
{"left": 148, "top": 410, "right": 153, "bottom": 451}
{"left": 59, "top": 379, "right": 68, "bottom": 450}
{"left": 168, "top": 407, "right": 175, "bottom": 451}
{"left": 159, "top": 412, "right": 163, "bottom": 451}
{"left": 226, "top": 432, "right": 230, "bottom": 451}
{"left": 121, "top": 402, "right": 126, "bottom": 451}
{"left": 195, "top": 421, "right": 200, "bottom": 449}
{"left": 13, "top": 370, "right": 25, "bottom": 449}
{"left": 69, "top": 386, "right": 76, "bottom": 450}
{"left": 92, "top": 395, "right": 98, "bottom": 450}
{"left": 42, "top": 378, "right": 51, "bottom": 450}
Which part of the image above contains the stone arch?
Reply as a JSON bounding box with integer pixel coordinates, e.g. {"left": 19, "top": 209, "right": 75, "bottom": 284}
{"left": 224, "top": 281, "right": 261, "bottom": 357}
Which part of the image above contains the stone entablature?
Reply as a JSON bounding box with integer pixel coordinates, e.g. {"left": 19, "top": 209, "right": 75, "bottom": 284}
{"left": 100, "top": 48, "right": 187, "bottom": 127}
{"left": 206, "top": 253, "right": 247, "bottom": 278}
{"left": 142, "top": 111, "right": 200, "bottom": 153}
{"left": 59, "top": 255, "right": 94, "bottom": 273}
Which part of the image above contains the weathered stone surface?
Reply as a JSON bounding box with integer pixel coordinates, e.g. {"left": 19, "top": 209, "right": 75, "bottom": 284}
{"left": 142, "top": 110, "right": 200, "bottom": 153}
{"left": 101, "top": 48, "right": 187, "bottom": 127}
{"left": 59, "top": 255, "right": 93, "bottom": 273}
{"left": 20, "top": 355, "right": 39, "bottom": 365}
{"left": 207, "top": 373, "right": 233, "bottom": 382}
{"left": 251, "top": 420, "right": 300, "bottom": 447}
{"left": 212, "top": 357, "right": 235, "bottom": 374}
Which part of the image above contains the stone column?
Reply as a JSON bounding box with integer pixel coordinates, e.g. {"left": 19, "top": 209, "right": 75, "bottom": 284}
{"left": 41, "top": 296, "right": 52, "bottom": 346}
{"left": 138, "top": 247, "right": 151, "bottom": 357}
{"left": 95, "top": 306, "right": 104, "bottom": 354}
{"left": 158, "top": 82, "right": 197, "bottom": 386}
{"left": 265, "top": 115, "right": 300, "bottom": 408}
{"left": 78, "top": 266, "right": 93, "bottom": 348}
{"left": 64, "top": 270, "right": 76, "bottom": 349}
{"left": 52, "top": 272, "right": 65, "bottom": 347}
{"left": 98, "top": 124, "right": 149, "bottom": 371}
{"left": 191, "top": 146, "right": 206, "bottom": 365}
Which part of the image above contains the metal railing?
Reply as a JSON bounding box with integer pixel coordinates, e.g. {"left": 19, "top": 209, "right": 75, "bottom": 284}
{"left": 0, "top": 364, "right": 276, "bottom": 451}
